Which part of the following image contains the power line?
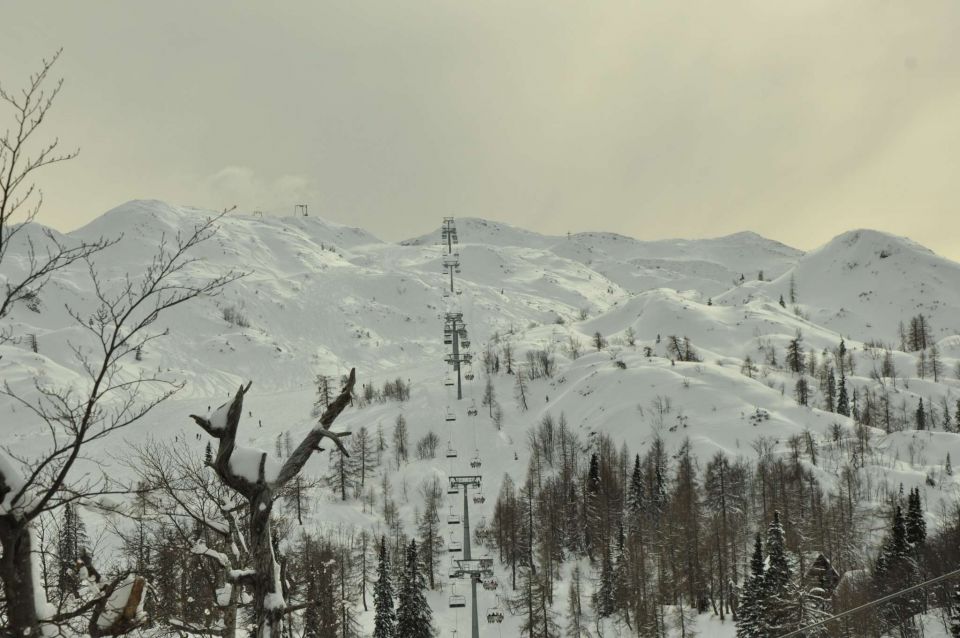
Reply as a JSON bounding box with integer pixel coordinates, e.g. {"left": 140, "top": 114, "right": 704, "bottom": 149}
{"left": 778, "top": 567, "right": 960, "bottom": 637}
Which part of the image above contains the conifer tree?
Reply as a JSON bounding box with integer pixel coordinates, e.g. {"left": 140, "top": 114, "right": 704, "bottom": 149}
{"left": 836, "top": 372, "right": 849, "bottom": 417}
{"left": 56, "top": 503, "right": 88, "bottom": 602}
{"left": 373, "top": 537, "right": 396, "bottom": 638}
{"left": 786, "top": 332, "right": 805, "bottom": 374}
{"left": 737, "top": 534, "right": 767, "bottom": 638}
{"left": 764, "top": 511, "right": 791, "bottom": 597}
{"left": 626, "top": 454, "right": 646, "bottom": 524}
{"left": 396, "top": 540, "right": 433, "bottom": 638}
{"left": 595, "top": 545, "right": 616, "bottom": 619}
{"left": 905, "top": 488, "right": 926, "bottom": 547}
{"left": 916, "top": 398, "right": 927, "bottom": 431}
{"left": 825, "top": 369, "right": 836, "bottom": 413}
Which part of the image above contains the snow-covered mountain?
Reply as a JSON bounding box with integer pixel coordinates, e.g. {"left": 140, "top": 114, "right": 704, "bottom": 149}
{"left": 3, "top": 200, "right": 960, "bottom": 637}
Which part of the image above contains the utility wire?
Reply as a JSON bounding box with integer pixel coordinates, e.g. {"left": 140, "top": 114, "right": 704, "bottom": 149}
{"left": 778, "top": 567, "right": 960, "bottom": 637}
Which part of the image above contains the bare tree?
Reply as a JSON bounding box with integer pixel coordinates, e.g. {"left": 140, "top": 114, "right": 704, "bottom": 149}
{"left": 190, "top": 370, "right": 356, "bottom": 638}
{"left": 0, "top": 213, "right": 238, "bottom": 637}
{"left": 0, "top": 50, "right": 114, "bottom": 334}
{"left": 124, "top": 439, "right": 249, "bottom": 638}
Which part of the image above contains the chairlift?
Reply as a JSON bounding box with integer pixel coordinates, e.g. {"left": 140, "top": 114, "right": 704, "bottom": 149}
{"left": 449, "top": 594, "right": 466, "bottom": 608}
{"left": 444, "top": 334, "right": 453, "bottom": 345}
{"left": 467, "top": 399, "right": 478, "bottom": 417}
{"left": 461, "top": 339, "right": 471, "bottom": 349}
{"left": 482, "top": 579, "right": 499, "bottom": 591}
{"left": 445, "top": 407, "right": 456, "bottom": 422}
{"left": 472, "top": 492, "right": 486, "bottom": 505}
{"left": 464, "top": 370, "right": 475, "bottom": 381}
{"left": 486, "top": 607, "right": 504, "bottom": 624}
{"left": 469, "top": 451, "right": 482, "bottom": 469}
{"left": 448, "top": 539, "right": 463, "bottom": 553}
{"left": 447, "top": 507, "right": 461, "bottom": 525}
{"left": 444, "top": 375, "right": 454, "bottom": 387}
{"left": 445, "top": 443, "right": 458, "bottom": 459}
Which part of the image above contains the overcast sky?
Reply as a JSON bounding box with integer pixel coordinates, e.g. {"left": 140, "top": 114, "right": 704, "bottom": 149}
{"left": 2, "top": 1, "right": 959, "bottom": 256}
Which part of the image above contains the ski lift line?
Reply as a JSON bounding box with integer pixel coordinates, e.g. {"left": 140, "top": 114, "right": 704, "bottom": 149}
{"left": 776, "top": 567, "right": 960, "bottom": 638}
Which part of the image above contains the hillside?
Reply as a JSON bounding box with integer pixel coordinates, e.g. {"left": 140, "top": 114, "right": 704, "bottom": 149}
{"left": 2, "top": 201, "right": 960, "bottom": 637}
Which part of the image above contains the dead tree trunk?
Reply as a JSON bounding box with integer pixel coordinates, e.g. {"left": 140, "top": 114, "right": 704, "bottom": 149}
{"left": 191, "top": 370, "right": 356, "bottom": 638}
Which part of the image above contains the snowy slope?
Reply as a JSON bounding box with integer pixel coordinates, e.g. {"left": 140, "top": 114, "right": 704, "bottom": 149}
{"left": 3, "top": 201, "right": 960, "bottom": 636}
{"left": 720, "top": 229, "right": 960, "bottom": 342}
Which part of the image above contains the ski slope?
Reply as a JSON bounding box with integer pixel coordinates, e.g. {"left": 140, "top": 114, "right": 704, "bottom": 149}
{"left": 2, "top": 200, "right": 960, "bottom": 636}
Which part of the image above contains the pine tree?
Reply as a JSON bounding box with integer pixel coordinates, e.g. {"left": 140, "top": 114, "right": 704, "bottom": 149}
{"left": 596, "top": 545, "right": 616, "bottom": 618}
{"left": 373, "top": 537, "right": 396, "bottom": 638}
{"left": 786, "top": 332, "right": 805, "bottom": 374}
{"left": 905, "top": 488, "right": 926, "bottom": 546}
{"left": 779, "top": 294, "right": 786, "bottom": 308}
{"left": 836, "top": 372, "right": 849, "bottom": 417}
{"left": 764, "top": 511, "right": 791, "bottom": 597}
{"left": 916, "top": 398, "right": 927, "bottom": 431}
{"left": 56, "top": 503, "right": 88, "bottom": 602}
{"left": 737, "top": 534, "right": 767, "bottom": 638}
{"left": 396, "top": 540, "right": 433, "bottom": 638}
{"left": 825, "top": 369, "right": 836, "bottom": 413}
{"left": 626, "top": 454, "right": 646, "bottom": 524}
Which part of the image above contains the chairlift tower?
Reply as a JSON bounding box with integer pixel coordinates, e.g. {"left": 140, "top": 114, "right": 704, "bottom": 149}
{"left": 442, "top": 253, "right": 461, "bottom": 294}
{"left": 441, "top": 216, "right": 459, "bottom": 255}
{"left": 450, "top": 558, "right": 495, "bottom": 638}
{"left": 449, "top": 476, "right": 483, "bottom": 638}
{"left": 444, "top": 312, "right": 472, "bottom": 400}
{"left": 294, "top": 204, "right": 308, "bottom": 217}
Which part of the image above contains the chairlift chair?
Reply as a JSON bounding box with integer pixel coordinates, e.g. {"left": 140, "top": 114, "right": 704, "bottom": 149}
{"left": 445, "top": 443, "right": 458, "bottom": 459}
{"left": 482, "top": 579, "right": 499, "bottom": 591}
{"left": 448, "top": 540, "right": 462, "bottom": 553}
{"left": 469, "top": 451, "right": 482, "bottom": 469}
{"left": 486, "top": 608, "right": 504, "bottom": 624}
{"left": 449, "top": 594, "right": 466, "bottom": 609}
{"left": 445, "top": 408, "right": 456, "bottom": 422}
{"left": 444, "top": 375, "right": 454, "bottom": 387}
{"left": 467, "top": 399, "right": 478, "bottom": 416}
{"left": 447, "top": 507, "right": 461, "bottom": 525}
{"left": 472, "top": 492, "right": 486, "bottom": 505}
